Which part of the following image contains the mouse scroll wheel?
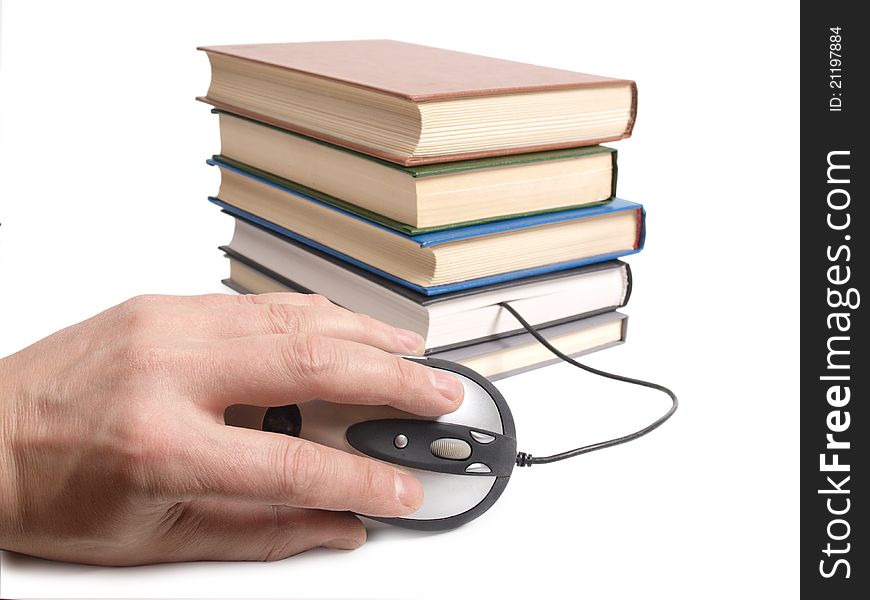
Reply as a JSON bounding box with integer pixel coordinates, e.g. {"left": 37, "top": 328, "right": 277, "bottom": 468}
{"left": 430, "top": 438, "right": 472, "bottom": 460}
{"left": 262, "top": 405, "right": 303, "bottom": 437}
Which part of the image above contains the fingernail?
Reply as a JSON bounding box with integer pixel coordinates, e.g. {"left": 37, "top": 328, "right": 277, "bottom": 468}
{"left": 396, "top": 328, "right": 425, "bottom": 355}
{"left": 395, "top": 471, "right": 423, "bottom": 511}
{"left": 433, "top": 371, "right": 463, "bottom": 406}
{"left": 323, "top": 537, "right": 364, "bottom": 550}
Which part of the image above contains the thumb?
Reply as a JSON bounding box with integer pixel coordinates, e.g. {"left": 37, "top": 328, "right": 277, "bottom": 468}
{"left": 150, "top": 500, "right": 366, "bottom": 563}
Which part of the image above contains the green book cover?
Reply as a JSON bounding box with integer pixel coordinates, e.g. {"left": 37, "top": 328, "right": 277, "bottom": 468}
{"left": 213, "top": 108, "right": 618, "bottom": 179}
{"left": 211, "top": 154, "right": 616, "bottom": 235}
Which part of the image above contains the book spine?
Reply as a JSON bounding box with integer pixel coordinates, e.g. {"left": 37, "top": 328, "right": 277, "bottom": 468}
{"left": 634, "top": 208, "right": 647, "bottom": 250}
{"left": 610, "top": 150, "right": 619, "bottom": 199}
{"left": 624, "top": 81, "right": 639, "bottom": 138}
{"left": 621, "top": 262, "right": 633, "bottom": 307}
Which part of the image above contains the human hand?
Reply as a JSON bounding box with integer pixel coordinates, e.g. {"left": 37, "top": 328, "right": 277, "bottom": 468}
{"left": 0, "top": 293, "right": 463, "bottom": 565}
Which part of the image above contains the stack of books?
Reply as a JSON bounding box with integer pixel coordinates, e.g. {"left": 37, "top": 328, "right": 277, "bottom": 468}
{"left": 199, "top": 40, "right": 643, "bottom": 380}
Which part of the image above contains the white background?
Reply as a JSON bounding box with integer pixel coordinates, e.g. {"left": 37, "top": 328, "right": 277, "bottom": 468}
{"left": 0, "top": 0, "right": 799, "bottom": 597}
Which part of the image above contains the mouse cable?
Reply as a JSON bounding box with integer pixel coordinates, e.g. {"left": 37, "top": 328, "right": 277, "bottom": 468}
{"left": 497, "top": 302, "right": 678, "bottom": 467}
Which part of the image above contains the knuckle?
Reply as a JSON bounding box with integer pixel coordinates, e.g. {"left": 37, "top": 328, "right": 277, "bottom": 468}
{"left": 259, "top": 508, "right": 302, "bottom": 562}
{"left": 353, "top": 311, "right": 379, "bottom": 333}
{"left": 279, "top": 441, "right": 327, "bottom": 504}
{"left": 283, "top": 335, "right": 337, "bottom": 383}
{"left": 305, "top": 293, "right": 332, "bottom": 307}
{"left": 234, "top": 293, "right": 264, "bottom": 305}
{"left": 123, "top": 294, "right": 161, "bottom": 309}
{"left": 269, "top": 505, "right": 300, "bottom": 531}
{"left": 391, "top": 357, "right": 423, "bottom": 393}
{"left": 118, "top": 295, "right": 161, "bottom": 333}
{"left": 264, "top": 303, "right": 304, "bottom": 335}
{"left": 357, "top": 461, "right": 393, "bottom": 506}
{"left": 239, "top": 292, "right": 304, "bottom": 305}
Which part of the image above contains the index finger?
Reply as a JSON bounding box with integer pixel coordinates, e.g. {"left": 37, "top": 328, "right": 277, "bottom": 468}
{"left": 186, "top": 334, "right": 464, "bottom": 417}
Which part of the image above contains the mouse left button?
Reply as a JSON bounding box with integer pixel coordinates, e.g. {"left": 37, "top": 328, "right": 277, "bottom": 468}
{"left": 465, "top": 462, "right": 492, "bottom": 474}
{"left": 262, "top": 405, "right": 303, "bottom": 437}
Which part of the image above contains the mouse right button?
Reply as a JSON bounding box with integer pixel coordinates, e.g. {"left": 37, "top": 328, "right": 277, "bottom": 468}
{"left": 470, "top": 431, "right": 496, "bottom": 444}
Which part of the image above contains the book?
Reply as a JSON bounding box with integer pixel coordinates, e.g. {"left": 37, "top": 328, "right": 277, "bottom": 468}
{"left": 222, "top": 269, "right": 629, "bottom": 382}
{"left": 220, "top": 216, "right": 632, "bottom": 352}
{"left": 214, "top": 110, "right": 617, "bottom": 231}
{"left": 430, "top": 312, "right": 627, "bottom": 381}
{"left": 208, "top": 159, "right": 645, "bottom": 295}
{"left": 210, "top": 152, "right": 614, "bottom": 235}
{"left": 198, "top": 40, "right": 637, "bottom": 166}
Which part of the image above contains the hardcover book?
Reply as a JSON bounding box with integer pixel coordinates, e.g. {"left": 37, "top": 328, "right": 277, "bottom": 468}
{"left": 214, "top": 110, "right": 617, "bottom": 231}
{"left": 432, "top": 312, "right": 627, "bottom": 381}
{"left": 221, "top": 216, "right": 632, "bottom": 352}
{"left": 208, "top": 159, "right": 645, "bottom": 295}
{"left": 198, "top": 40, "right": 637, "bottom": 165}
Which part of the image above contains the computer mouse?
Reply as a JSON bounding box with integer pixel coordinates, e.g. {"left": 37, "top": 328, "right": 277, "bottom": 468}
{"left": 261, "top": 356, "right": 517, "bottom": 530}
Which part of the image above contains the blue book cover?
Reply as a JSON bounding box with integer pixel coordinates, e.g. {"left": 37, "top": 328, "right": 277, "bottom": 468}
{"left": 208, "top": 159, "right": 645, "bottom": 296}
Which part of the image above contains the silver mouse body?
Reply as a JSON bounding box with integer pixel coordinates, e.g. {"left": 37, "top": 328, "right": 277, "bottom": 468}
{"left": 262, "top": 357, "right": 517, "bottom": 530}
